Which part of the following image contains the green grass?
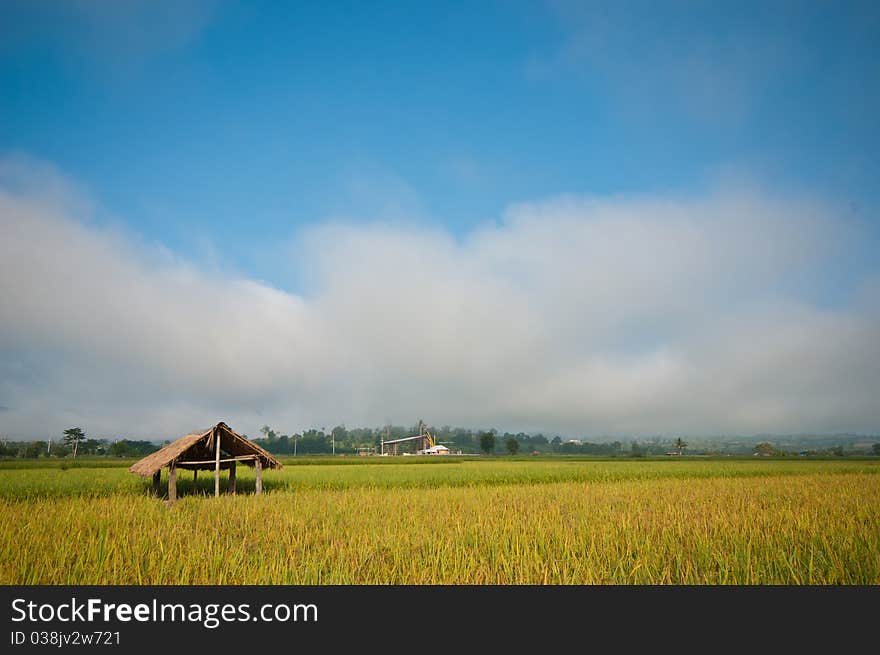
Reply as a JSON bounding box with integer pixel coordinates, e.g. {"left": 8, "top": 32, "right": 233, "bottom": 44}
{"left": 1, "top": 458, "right": 878, "bottom": 584}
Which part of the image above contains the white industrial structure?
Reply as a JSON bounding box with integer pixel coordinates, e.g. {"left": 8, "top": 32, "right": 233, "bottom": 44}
{"left": 380, "top": 420, "right": 451, "bottom": 456}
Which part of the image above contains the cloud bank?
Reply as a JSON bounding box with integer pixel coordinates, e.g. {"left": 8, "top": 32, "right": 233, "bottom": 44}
{"left": 1, "top": 158, "right": 878, "bottom": 439}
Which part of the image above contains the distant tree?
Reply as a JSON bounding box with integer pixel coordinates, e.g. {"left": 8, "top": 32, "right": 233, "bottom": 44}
{"left": 872, "top": 443, "right": 880, "bottom": 456}
{"left": 109, "top": 440, "right": 130, "bottom": 457}
{"left": 560, "top": 441, "right": 579, "bottom": 454}
{"left": 80, "top": 438, "right": 106, "bottom": 455}
{"left": 295, "top": 429, "right": 331, "bottom": 454}
{"left": 630, "top": 442, "right": 644, "bottom": 457}
{"left": 25, "top": 441, "right": 46, "bottom": 458}
{"left": 479, "top": 431, "right": 496, "bottom": 454}
{"left": 675, "top": 438, "right": 687, "bottom": 455}
{"left": 127, "top": 440, "right": 160, "bottom": 456}
{"left": 63, "top": 427, "right": 86, "bottom": 459}
{"left": 830, "top": 445, "right": 845, "bottom": 457}
{"left": 505, "top": 437, "right": 519, "bottom": 455}
{"left": 329, "top": 425, "right": 348, "bottom": 454}
{"left": 550, "top": 436, "right": 562, "bottom": 452}
{"left": 754, "top": 442, "right": 775, "bottom": 456}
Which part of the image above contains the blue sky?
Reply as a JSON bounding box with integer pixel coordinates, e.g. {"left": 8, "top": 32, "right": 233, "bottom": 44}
{"left": 2, "top": 1, "right": 878, "bottom": 289}
{"left": 1, "top": 1, "right": 879, "bottom": 439}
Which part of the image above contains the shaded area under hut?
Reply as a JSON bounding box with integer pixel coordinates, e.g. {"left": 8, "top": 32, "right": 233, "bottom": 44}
{"left": 129, "top": 421, "right": 282, "bottom": 500}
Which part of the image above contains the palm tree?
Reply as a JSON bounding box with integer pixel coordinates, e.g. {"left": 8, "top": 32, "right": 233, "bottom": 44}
{"left": 63, "top": 427, "right": 86, "bottom": 459}
{"left": 675, "top": 438, "right": 687, "bottom": 455}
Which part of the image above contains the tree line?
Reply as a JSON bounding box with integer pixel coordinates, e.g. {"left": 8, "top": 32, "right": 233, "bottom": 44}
{"left": 194, "top": 426, "right": 880, "bottom": 458}
{"left": 252, "top": 423, "right": 626, "bottom": 456}
{"left": 0, "top": 426, "right": 158, "bottom": 459}
{"left": 2, "top": 424, "right": 878, "bottom": 459}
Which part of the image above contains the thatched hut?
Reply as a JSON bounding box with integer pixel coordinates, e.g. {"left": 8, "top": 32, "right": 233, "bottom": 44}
{"left": 129, "top": 421, "right": 282, "bottom": 500}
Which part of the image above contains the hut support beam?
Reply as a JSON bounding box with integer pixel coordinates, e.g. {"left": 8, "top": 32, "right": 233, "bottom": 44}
{"left": 193, "top": 469, "right": 198, "bottom": 494}
{"left": 214, "top": 428, "right": 221, "bottom": 498}
{"left": 228, "top": 461, "right": 236, "bottom": 495}
{"left": 175, "top": 455, "right": 257, "bottom": 466}
{"left": 152, "top": 470, "right": 161, "bottom": 496}
{"left": 255, "top": 458, "right": 262, "bottom": 495}
{"left": 168, "top": 461, "right": 177, "bottom": 502}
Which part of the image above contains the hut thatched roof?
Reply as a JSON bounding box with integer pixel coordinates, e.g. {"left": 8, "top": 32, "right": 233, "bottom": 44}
{"left": 129, "top": 421, "right": 282, "bottom": 477}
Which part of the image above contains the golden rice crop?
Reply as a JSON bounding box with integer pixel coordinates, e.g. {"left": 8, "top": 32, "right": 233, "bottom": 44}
{"left": 1, "top": 459, "right": 877, "bottom": 584}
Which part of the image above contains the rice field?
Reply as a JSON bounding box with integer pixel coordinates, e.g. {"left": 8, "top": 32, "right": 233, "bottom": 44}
{"left": 1, "top": 458, "right": 878, "bottom": 584}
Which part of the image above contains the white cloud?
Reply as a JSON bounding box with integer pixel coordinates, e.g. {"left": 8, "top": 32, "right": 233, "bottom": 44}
{"left": 1, "top": 157, "right": 878, "bottom": 440}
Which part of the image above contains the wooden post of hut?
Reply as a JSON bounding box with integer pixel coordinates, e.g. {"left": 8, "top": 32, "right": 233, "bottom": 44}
{"left": 128, "top": 421, "right": 282, "bottom": 500}
{"left": 214, "top": 426, "right": 221, "bottom": 498}
{"left": 193, "top": 469, "right": 198, "bottom": 494}
{"left": 168, "top": 459, "right": 177, "bottom": 502}
{"left": 228, "top": 461, "right": 236, "bottom": 495}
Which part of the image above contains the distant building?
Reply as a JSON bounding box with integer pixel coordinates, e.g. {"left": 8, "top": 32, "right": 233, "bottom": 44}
{"left": 418, "top": 444, "right": 450, "bottom": 455}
